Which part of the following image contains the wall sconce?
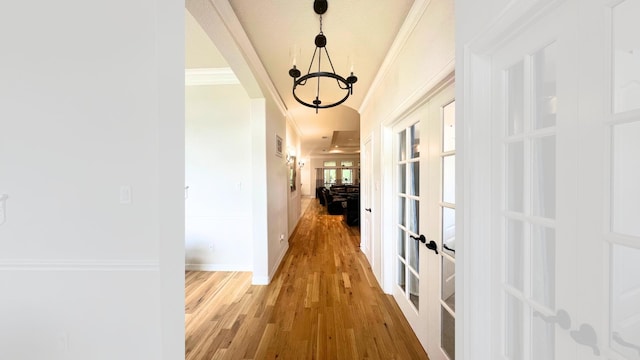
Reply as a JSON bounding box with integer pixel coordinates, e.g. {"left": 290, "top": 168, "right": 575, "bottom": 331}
{"left": 286, "top": 148, "right": 297, "bottom": 165}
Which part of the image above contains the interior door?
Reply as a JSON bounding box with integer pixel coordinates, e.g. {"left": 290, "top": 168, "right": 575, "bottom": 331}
{"left": 424, "top": 85, "right": 456, "bottom": 360}
{"left": 362, "top": 137, "right": 373, "bottom": 265}
{"left": 488, "top": 1, "right": 640, "bottom": 359}
{"left": 491, "top": 2, "right": 578, "bottom": 358}
{"left": 392, "top": 104, "right": 429, "bottom": 349}
{"left": 392, "top": 80, "right": 456, "bottom": 358}
{"left": 592, "top": 1, "right": 640, "bottom": 359}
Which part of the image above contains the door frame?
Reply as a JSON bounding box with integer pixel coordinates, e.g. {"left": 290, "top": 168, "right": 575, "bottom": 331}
{"left": 459, "top": 1, "right": 570, "bottom": 359}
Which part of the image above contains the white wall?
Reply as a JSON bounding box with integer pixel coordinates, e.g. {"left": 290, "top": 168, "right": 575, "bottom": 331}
{"left": 360, "top": 0, "right": 454, "bottom": 289}
{"left": 286, "top": 120, "right": 302, "bottom": 236}
{"left": 264, "top": 98, "right": 290, "bottom": 281}
{"left": 185, "top": 84, "right": 253, "bottom": 271}
{"left": 187, "top": 0, "right": 296, "bottom": 286}
{"left": 0, "top": 0, "right": 184, "bottom": 358}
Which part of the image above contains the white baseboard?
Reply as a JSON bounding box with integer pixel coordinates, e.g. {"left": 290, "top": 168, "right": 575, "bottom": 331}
{"left": 252, "top": 275, "right": 270, "bottom": 285}
{"left": 251, "top": 243, "right": 289, "bottom": 285}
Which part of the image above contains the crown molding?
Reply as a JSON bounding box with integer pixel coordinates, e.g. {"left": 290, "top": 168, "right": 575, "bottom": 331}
{"left": 185, "top": 67, "right": 240, "bottom": 86}
{"left": 359, "top": 0, "right": 432, "bottom": 114}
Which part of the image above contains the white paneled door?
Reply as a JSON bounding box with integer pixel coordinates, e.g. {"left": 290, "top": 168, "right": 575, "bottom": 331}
{"left": 484, "top": 0, "right": 640, "bottom": 359}
{"left": 392, "top": 81, "right": 455, "bottom": 359}
{"left": 362, "top": 137, "right": 373, "bottom": 266}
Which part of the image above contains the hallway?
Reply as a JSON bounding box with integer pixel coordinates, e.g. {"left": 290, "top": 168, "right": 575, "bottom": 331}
{"left": 185, "top": 199, "right": 429, "bottom": 359}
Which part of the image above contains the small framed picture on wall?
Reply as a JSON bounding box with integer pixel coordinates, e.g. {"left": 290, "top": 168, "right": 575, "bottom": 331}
{"left": 275, "top": 135, "right": 283, "bottom": 157}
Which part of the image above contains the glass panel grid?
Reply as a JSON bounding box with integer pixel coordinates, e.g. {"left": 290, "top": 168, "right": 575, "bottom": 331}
{"left": 398, "top": 196, "right": 406, "bottom": 227}
{"left": 532, "top": 42, "right": 557, "bottom": 129}
{"left": 502, "top": 52, "right": 559, "bottom": 360}
{"left": 409, "top": 230, "right": 420, "bottom": 272}
{"left": 397, "top": 259, "right": 406, "bottom": 292}
{"left": 506, "top": 142, "right": 525, "bottom": 213}
{"left": 443, "top": 101, "right": 456, "bottom": 152}
{"left": 410, "top": 161, "right": 420, "bottom": 196}
{"left": 409, "top": 271, "right": 420, "bottom": 310}
{"left": 442, "top": 207, "right": 456, "bottom": 257}
{"left": 409, "top": 199, "right": 419, "bottom": 234}
{"left": 398, "top": 164, "right": 407, "bottom": 193}
{"left": 399, "top": 130, "right": 407, "bottom": 161}
{"left": 507, "top": 61, "right": 525, "bottom": 135}
{"left": 531, "top": 135, "right": 556, "bottom": 219}
{"left": 398, "top": 228, "right": 406, "bottom": 260}
{"left": 410, "top": 123, "right": 420, "bottom": 158}
{"left": 441, "top": 306, "right": 455, "bottom": 359}
{"left": 506, "top": 219, "right": 525, "bottom": 291}
{"left": 610, "top": 243, "right": 640, "bottom": 359}
{"left": 613, "top": 1, "right": 640, "bottom": 113}
{"left": 612, "top": 121, "right": 640, "bottom": 237}
{"left": 531, "top": 225, "right": 556, "bottom": 310}
{"left": 441, "top": 256, "right": 455, "bottom": 312}
{"left": 442, "top": 155, "right": 456, "bottom": 204}
{"left": 506, "top": 293, "right": 524, "bottom": 360}
{"left": 396, "top": 122, "right": 421, "bottom": 311}
{"left": 532, "top": 308, "right": 555, "bottom": 360}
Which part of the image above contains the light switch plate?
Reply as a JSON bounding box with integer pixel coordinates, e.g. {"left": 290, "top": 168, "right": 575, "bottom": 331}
{"left": 120, "top": 186, "right": 132, "bottom": 204}
{"left": 0, "top": 194, "right": 7, "bottom": 224}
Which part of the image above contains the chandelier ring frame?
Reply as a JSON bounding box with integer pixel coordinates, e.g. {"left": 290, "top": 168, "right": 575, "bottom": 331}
{"left": 291, "top": 71, "right": 353, "bottom": 109}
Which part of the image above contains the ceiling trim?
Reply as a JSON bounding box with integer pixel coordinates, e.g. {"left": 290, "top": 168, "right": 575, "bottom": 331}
{"left": 358, "top": 0, "right": 432, "bottom": 114}
{"left": 383, "top": 60, "right": 455, "bottom": 127}
{"left": 211, "top": 0, "right": 288, "bottom": 117}
{"left": 185, "top": 68, "right": 239, "bottom": 86}
{"left": 286, "top": 115, "right": 303, "bottom": 139}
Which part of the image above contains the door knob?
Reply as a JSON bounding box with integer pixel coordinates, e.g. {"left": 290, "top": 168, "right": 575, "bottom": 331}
{"left": 612, "top": 332, "right": 640, "bottom": 356}
{"left": 426, "top": 240, "right": 439, "bottom": 254}
{"left": 365, "top": 208, "right": 371, "bottom": 212}
{"left": 410, "top": 234, "right": 426, "bottom": 244}
{"left": 534, "top": 309, "right": 571, "bottom": 330}
{"left": 570, "top": 323, "right": 600, "bottom": 356}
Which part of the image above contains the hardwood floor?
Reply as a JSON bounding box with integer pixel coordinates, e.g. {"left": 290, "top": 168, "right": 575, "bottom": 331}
{"left": 185, "top": 199, "right": 429, "bottom": 359}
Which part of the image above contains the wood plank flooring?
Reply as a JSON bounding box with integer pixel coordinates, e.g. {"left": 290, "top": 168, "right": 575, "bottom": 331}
{"left": 185, "top": 198, "right": 429, "bottom": 359}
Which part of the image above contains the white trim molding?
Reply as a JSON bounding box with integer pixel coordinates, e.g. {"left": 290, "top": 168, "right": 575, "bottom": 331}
{"left": 185, "top": 67, "right": 240, "bottom": 86}
{"left": 0, "top": 259, "right": 160, "bottom": 271}
{"left": 359, "top": 0, "right": 432, "bottom": 113}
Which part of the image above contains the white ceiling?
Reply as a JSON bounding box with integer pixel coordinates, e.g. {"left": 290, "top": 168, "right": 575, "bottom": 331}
{"left": 186, "top": 0, "right": 415, "bottom": 158}
{"left": 185, "top": 11, "right": 228, "bottom": 69}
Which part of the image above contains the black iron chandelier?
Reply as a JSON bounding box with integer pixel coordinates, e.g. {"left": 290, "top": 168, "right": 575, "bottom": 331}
{"left": 288, "top": 0, "right": 357, "bottom": 113}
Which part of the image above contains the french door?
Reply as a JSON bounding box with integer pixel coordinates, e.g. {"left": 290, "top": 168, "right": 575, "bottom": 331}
{"left": 487, "top": 0, "right": 640, "bottom": 359}
{"left": 392, "top": 81, "right": 456, "bottom": 359}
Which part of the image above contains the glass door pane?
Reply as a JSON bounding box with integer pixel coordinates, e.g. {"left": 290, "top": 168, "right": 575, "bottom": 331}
{"left": 440, "top": 100, "right": 456, "bottom": 358}
{"left": 500, "top": 41, "right": 559, "bottom": 359}
{"left": 396, "top": 124, "right": 421, "bottom": 311}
